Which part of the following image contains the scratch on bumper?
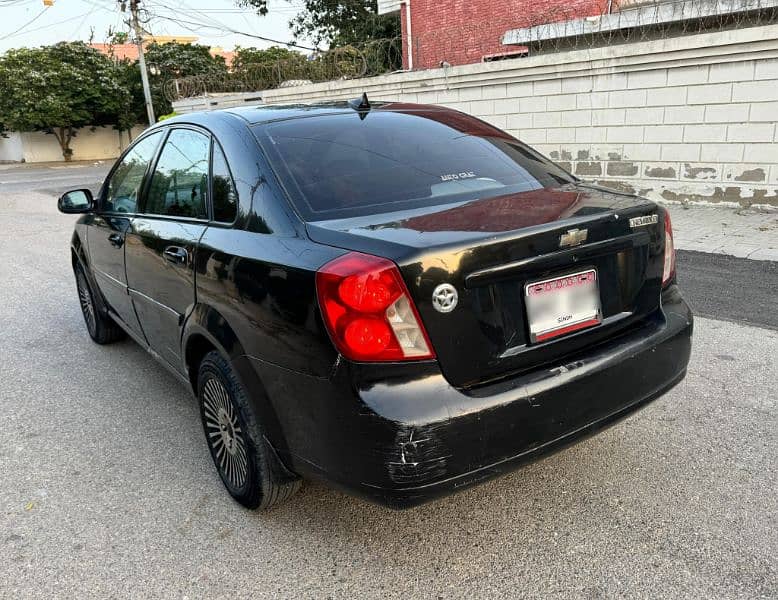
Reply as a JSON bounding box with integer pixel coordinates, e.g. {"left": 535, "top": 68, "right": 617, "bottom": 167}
{"left": 386, "top": 425, "right": 450, "bottom": 485}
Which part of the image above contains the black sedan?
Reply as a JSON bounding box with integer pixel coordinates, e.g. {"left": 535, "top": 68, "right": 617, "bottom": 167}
{"left": 58, "top": 98, "right": 693, "bottom": 509}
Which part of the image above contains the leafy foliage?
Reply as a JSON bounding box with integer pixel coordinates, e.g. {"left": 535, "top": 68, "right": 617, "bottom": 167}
{"left": 107, "top": 30, "right": 129, "bottom": 45}
{"left": 240, "top": 0, "right": 400, "bottom": 47}
{"left": 144, "top": 41, "right": 229, "bottom": 116}
{"left": 231, "top": 46, "right": 306, "bottom": 74}
{"left": 144, "top": 41, "right": 228, "bottom": 80}
{"left": 113, "top": 59, "right": 147, "bottom": 133}
{"left": 0, "top": 42, "right": 134, "bottom": 160}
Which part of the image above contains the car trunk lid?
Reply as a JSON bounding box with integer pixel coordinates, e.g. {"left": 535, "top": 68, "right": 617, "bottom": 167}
{"left": 307, "top": 184, "right": 666, "bottom": 388}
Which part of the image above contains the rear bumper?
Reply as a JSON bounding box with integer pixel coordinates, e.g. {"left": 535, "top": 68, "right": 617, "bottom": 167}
{"left": 255, "top": 286, "right": 693, "bottom": 508}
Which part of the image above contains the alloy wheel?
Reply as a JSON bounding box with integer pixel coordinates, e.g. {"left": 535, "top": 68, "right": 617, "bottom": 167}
{"left": 202, "top": 377, "right": 248, "bottom": 489}
{"left": 76, "top": 270, "right": 96, "bottom": 335}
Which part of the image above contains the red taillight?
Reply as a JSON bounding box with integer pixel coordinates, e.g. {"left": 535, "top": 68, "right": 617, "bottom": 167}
{"left": 662, "top": 211, "right": 676, "bottom": 287}
{"left": 316, "top": 252, "right": 435, "bottom": 362}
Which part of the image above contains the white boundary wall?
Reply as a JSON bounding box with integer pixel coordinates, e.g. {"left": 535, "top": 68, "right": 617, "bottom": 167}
{"left": 177, "top": 24, "right": 778, "bottom": 208}
{"left": 0, "top": 125, "right": 146, "bottom": 164}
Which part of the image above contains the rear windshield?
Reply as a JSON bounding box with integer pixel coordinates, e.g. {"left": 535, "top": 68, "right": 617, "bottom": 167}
{"left": 255, "top": 109, "right": 575, "bottom": 221}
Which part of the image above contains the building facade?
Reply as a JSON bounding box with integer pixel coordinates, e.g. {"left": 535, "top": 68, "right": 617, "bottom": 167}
{"left": 379, "top": 0, "right": 611, "bottom": 69}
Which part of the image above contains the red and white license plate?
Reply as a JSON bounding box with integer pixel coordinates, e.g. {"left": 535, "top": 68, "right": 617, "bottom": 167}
{"left": 524, "top": 269, "right": 602, "bottom": 343}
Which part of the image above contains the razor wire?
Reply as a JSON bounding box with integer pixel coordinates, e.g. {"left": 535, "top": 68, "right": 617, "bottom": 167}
{"left": 163, "top": 37, "right": 402, "bottom": 102}
{"left": 165, "top": 0, "right": 778, "bottom": 102}
{"left": 414, "top": 0, "right": 778, "bottom": 66}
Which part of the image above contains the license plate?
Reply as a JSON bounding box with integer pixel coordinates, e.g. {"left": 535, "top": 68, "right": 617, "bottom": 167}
{"left": 525, "top": 269, "right": 602, "bottom": 343}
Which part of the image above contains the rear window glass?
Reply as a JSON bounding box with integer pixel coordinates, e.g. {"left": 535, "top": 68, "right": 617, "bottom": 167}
{"left": 255, "top": 110, "right": 574, "bottom": 221}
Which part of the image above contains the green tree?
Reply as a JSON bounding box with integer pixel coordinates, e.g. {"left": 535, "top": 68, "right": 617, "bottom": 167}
{"left": 144, "top": 41, "right": 228, "bottom": 116}
{"left": 0, "top": 42, "right": 134, "bottom": 161}
{"left": 240, "top": 0, "right": 400, "bottom": 47}
{"left": 230, "top": 46, "right": 309, "bottom": 85}
{"left": 231, "top": 46, "right": 306, "bottom": 73}
{"left": 144, "top": 41, "right": 227, "bottom": 79}
{"left": 113, "top": 58, "right": 147, "bottom": 135}
{"left": 108, "top": 30, "right": 129, "bottom": 45}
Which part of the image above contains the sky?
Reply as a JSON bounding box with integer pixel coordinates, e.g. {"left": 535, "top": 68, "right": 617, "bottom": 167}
{"left": 0, "top": 0, "right": 306, "bottom": 54}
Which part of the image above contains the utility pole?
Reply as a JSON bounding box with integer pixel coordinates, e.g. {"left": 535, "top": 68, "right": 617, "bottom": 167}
{"left": 127, "top": 0, "right": 155, "bottom": 125}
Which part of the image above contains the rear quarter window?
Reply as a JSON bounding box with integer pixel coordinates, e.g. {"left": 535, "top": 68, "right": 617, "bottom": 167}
{"left": 255, "top": 110, "right": 574, "bottom": 221}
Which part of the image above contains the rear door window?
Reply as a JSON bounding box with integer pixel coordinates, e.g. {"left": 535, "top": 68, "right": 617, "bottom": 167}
{"left": 144, "top": 128, "right": 210, "bottom": 220}
{"left": 256, "top": 110, "right": 574, "bottom": 221}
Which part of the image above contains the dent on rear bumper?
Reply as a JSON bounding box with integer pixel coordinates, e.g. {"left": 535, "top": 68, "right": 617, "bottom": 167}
{"left": 257, "top": 287, "right": 692, "bottom": 508}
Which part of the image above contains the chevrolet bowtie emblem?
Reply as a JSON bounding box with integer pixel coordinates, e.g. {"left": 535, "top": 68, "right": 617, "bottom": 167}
{"left": 559, "top": 228, "right": 588, "bottom": 248}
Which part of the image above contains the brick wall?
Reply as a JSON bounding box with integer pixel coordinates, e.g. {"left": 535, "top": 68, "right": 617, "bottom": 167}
{"left": 176, "top": 25, "right": 778, "bottom": 208}
{"left": 408, "top": 0, "right": 607, "bottom": 69}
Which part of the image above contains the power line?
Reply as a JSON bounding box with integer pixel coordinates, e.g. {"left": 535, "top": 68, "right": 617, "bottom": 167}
{"left": 149, "top": 7, "right": 317, "bottom": 50}
{"left": 77, "top": 0, "right": 311, "bottom": 49}
{"left": 0, "top": 0, "right": 120, "bottom": 43}
{"left": 0, "top": 6, "right": 49, "bottom": 41}
{"left": 151, "top": 0, "right": 307, "bottom": 44}
{"left": 0, "top": 9, "right": 93, "bottom": 40}
{"left": 69, "top": 4, "right": 100, "bottom": 40}
{"left": 1, "top": 0, "right": 310, "bottom": 49}
{"left": 153, "top": 6, "right": 305, "bottom": 13}
{"left": 152, "top": 0, "right": 304, "bottom": 43}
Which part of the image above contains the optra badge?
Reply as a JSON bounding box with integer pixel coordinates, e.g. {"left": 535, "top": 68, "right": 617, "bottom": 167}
{"left": 629, "top": 214, "right": 658, "bottom": 228}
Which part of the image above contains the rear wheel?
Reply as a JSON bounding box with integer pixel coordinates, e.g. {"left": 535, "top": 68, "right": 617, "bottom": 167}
{"left": 75, "top": 264, "right": 125, "bottom": 344}
{"left": 197, "top": 351, "right": 301, "bottom": 509}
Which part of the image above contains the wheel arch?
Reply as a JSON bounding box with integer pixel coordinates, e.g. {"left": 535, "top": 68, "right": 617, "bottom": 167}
{"left": 70, "top": 230, "right": 88, "bottom": 270}
{"left": 182, "top": 303, "right": 245, "bottom": 391}
{"left": 182, "top": 302, "right": 294, "bottom": 464}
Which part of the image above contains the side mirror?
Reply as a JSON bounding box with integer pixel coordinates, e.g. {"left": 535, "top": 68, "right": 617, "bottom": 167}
{"left": 58, "top": 189, "right": 94, "bottom": 214}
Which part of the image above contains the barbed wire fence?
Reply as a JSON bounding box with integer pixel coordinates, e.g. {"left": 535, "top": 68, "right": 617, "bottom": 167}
{"left": 163, "top": 37, "right": 402, "bottom": 102}
{"left": 164, "top": 0, "right": 778, "bottom": 103}
{"left": 494, "top": 0, "right": 778, "bottom": 56}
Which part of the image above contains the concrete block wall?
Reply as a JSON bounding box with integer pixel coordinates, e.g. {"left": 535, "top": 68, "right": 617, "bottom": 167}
{"left": 466, "top": 63, "right": 778, "bottom": 206}
{"left": 176, "top": 24, "right": 778, "bottom": 208}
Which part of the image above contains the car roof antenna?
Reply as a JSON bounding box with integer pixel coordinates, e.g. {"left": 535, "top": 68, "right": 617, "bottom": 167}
{"left": 348, "top": 92, "right": 371, "bottom": 120}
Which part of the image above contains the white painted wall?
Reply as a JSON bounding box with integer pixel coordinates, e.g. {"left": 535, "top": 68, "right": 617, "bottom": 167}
{"left": 174, "top": 24, "right": 778, "bottom": 207}
{"left": 0, "top": 132, "right": 23, "bottom": 163}
{"left": 377, "top": 0, "right": 402, "bottom": 15}
{"left": 0, "top": 125, "right": 146, "bottom": 164}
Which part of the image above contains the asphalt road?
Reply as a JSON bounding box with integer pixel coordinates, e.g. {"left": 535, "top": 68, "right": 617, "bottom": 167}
{"left": 0, "top": 161, "right": 109, "bottom": 196}
{"left": 0, "top": 166, "right": 776, "bottom": 599}
{"left": 676, "top": 250, "right": 778, "bottom": 330}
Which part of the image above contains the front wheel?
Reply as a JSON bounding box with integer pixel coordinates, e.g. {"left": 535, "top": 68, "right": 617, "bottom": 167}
{"left": 197, "top": 351, "right": 301, "bottom": 509}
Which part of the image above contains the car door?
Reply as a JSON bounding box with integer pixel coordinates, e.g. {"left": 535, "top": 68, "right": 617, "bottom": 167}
{"left": 88, "top": 131, "right": 164, "bottom": 337}
{"left": 124, "top": 127, "right": 212, "bottom": 371}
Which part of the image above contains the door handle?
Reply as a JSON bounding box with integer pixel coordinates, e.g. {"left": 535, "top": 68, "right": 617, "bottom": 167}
{"left": 108, "top": 233, "right": 124, "bottom": 248}
{"left": 163, "top": 246, "right": 188, "bottom": 264}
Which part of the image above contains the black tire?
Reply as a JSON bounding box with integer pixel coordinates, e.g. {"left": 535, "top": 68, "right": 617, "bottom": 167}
{"left": 197, "top": 351, "right": 301, "bottom": 509}
{"left": 74, "top": 263, "right": 126, "bottom": 345}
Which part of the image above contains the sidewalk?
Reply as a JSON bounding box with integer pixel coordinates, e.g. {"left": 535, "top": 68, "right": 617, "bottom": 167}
{"left": 0, "top": 159, "right": 107, "bottom": 171}
{"left": 664, "top": 203, "right": 778, "bottom": 262}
